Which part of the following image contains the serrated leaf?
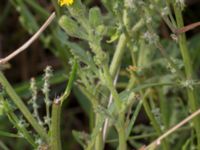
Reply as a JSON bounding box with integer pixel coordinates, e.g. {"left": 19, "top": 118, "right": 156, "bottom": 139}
{"left": 106, "top": 31, "right": 119, "bottom": 43}
{"left": 66, "top": 41, "right": 95, "bottom": 68}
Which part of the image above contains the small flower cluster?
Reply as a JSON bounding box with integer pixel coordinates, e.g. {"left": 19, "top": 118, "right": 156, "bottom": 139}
{"left": 29, "top": 78, "right": 43, "bottom": 125}
{"left": 180, "top": 79, "right": 196, "bottom": 90}
{"left": 42, "top": 66, "right": 53, "bottom": 127}
{"left": 42, "top": 66, "right": 53, "bottom": 97}
{"left": 58, "top": 0, "right": 74, "bottom": 6}
{"left": 143, "top": 31, "right": 159, "bottom": 45}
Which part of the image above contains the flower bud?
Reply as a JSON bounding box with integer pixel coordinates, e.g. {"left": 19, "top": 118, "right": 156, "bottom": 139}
{"left": 59, "top": 15, "right": 87, "bottom": 39}
{"left": 89, "top": 7, "right": 102, "bottom": 28}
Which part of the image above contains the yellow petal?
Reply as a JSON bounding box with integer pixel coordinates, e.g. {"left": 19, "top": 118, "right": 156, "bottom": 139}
{"left": 58, "top": 0, "right": 74, "bottom": 6}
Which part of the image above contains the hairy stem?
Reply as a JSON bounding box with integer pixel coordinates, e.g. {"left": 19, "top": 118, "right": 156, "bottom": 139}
{"left": 173, "top": 4, "right": 200, "bottom": 149}
{"left": 109, "top": 19, "right": 144, "bottom": 77}
{"left": 51, "top": 101, "right": 62, "bottom": 150}
{"left": 117, "top": 115, "right": 127, "bottom": 150}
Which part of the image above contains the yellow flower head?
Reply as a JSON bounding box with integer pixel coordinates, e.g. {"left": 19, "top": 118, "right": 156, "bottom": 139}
{"left": 58, "top": 0, "right": 74, "bottom": 6}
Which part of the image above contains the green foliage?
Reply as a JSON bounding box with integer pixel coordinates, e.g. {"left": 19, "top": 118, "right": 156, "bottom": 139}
{"left": 0, "top": 0, "right": 200, "bottom": 150}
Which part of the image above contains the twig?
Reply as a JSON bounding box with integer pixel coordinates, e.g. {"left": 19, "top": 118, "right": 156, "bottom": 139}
{"left": 144, "top": 108, "right": 200, "bottom": 150}
{"left": 102, "top": 68, "right": 120, "bottom": 142}
{"left": 0, "top": 12, "right": 56, "bottom": 64}
{"left": 175, "top": 21, "right": 200, "bottom": 34}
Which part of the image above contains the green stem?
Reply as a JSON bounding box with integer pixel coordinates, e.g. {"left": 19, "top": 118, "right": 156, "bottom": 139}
{"left": 159, "top": 89, "right": 170, "bottom": 129}
{"left": 126, "top": 97, "right": 143, "bottom": 138}
{"left": 131, "top": 82, "right": 176, "bottom": 93}
{"left": 103, "top": 65, "right": 122, "bottom": 109}
{"left": 45, "top": 92, "right": 51, "bottom": 130}
{"left": 117, "top": 115, "right": 127, "bottom": 150}
{"left": 0, "top": 72, "right": 48, "bottom": 141}
{"left": 89, "top": 107, "right": 95, "bottom": 132}
{"left": 95, "top": 132, "right": 103, "bottom": 150}
{"left": 118, "top": 128, "right": 127, "bottom": 150}
{"left": 95, "top": 114, "right": 104, "bottom": 150}
{"left": 7, "top": 110, "right": 37, "bottom": 147}
{"left": 60, "top": 60, "right": 78, "bottom": 105}
{"left": 50, "top": 59, "right": 77, "bottom": 150}
{"left": 142, "top": 91, "right": 169, "bottom": 150}
{"left": 109, "top": 19, "right": 144, "bottom": 77}
{"left": 51, "top": 101, "right": 62, "bottom": 150}
{"left": 143, "top": 95, "right": 161, "bottom": 133}
{"left": 2, "top": 96, "right": 37, "bottom": 147}
{"left": 0, "top": 130, "right": 21, "bottom": 138}
{"left": 106, "top": 16, "right": 165, "bottom": 147}
{"left": 173, "top": 4, "right": 200, "bottom": 149}
{"left": 173, "top": 8, "right": 193, "bottom": 78}
{"left": 109, "top": 34, "right": 127, "bottom": 77}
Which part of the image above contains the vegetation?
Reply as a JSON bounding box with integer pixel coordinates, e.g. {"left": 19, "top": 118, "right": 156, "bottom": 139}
{"left": 0, "top": 0, "right": 200, "bottom": 149}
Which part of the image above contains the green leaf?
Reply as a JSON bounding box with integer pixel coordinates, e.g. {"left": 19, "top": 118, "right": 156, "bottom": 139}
{"left": 59, "top": 15, "right": 84, "bottom": 39}
{"left": 107, "top": 30, "right": 119, "bottom": 43}
{"left": 0, "top": 130, "right": 21, "bottom": 138}
{"left": 72, "top": 130, "right": 89, "bottom": 148}
{"left": 66, "top": 41, "right": 96, "bottom": 69}
{"left": 73, "top": 86, "right": 91, "bottom": 116}
{"left": 89, "top": 7, "right": 102, "bottom": 27}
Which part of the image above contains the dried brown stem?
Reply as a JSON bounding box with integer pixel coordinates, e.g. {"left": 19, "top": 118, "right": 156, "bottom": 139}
{"left": 0, "top": 12, "right": 56, "bottom": 64}
{"left": 143, "top": 108, "right": 200, "bottom": 150}
{"left": 175, "top": 21, "right": 200, "bottom": 34}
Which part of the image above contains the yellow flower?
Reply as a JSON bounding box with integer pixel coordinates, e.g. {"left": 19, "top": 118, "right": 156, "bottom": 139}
{"left": 58, "top": 0, "right": 74, "bottom": 6}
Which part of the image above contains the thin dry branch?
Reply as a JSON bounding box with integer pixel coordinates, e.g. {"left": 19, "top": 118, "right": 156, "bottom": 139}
{"left": 0, "top": 12, "right": 56, "bottom": 64}
{"left": 102, "top": 68, "right": 120, "bottom": 142}
{"left": 175, "top": 21, "right": 200, "bottom": 34}
{"left": 143, "top": 108, "right": 200, "bottom": 150}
